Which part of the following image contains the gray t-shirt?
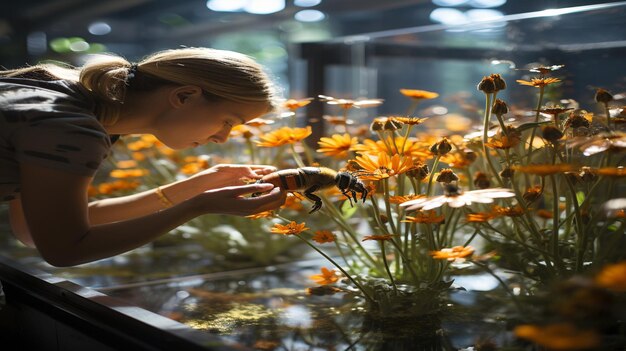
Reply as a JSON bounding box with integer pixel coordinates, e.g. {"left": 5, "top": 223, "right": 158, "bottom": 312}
{"left": 0, "top": 78, "right": 113, "bottom": 201}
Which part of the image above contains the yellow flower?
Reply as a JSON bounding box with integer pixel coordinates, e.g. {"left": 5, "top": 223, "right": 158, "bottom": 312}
{"left": 492, "top": 205, "right": 525, "bottom": 217}
{"left": 390, "top": 116, "right": 428, "bottom": 126}
{"left": 514, "top": 323, "right": 600, "bottom": 350}
{"left": 316, "top": 133, "right": 358, "bottom": 159}
{"left": 318, "top": 95, "right": 384, "bottom": 109}
{"left": 399, "top": 89, "right": 439, "bottom": 100}
{"left": 355, "top": 152, "right": 414, "bottom": 180}
{"left": 95, "top": 180, "right": 140, "bottom": 195}
{"left": 485, "top": 126, "right": 521, "bottom": 150}
{"left": 256, "top": 126, "right": 312, "bottom": 147}
{"left": 309, "top": 267, "right": 339, "bottom": 285}
{"left": 115, "top": 159, "right": 138, "bottom": 168}
{"left": 516, "top": 77, "right": 561, "bottom": 88}
{"left": 352, "top": 137, "right": 430, "bottom": 160}
{"left": 283, "top": 97, "right": 313, "bottom": 110}
{"left": 312, "top": 230, "right": 336, "bottom": 244}
{"left": 430, "top": 246, "right": 475, "bottom": 261}
{"left": 246, "top": 211, "right": 275, "bottom": 219}
{"left": 595, "top": 261, "right": 626, "bottom": 292}
{"left": 109, "top": 168, "right": 149, "bottom": 178}
{"left": 465, "top": 212, "right": 496, "bottom": 223}
{"left": 270, "top": 221, "right": 309, "bottom": 235}
{"left": 389, "top": 194, "right": 424, "bottom": 204}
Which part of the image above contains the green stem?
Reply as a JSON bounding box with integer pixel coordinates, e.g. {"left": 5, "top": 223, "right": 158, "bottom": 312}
{"left": 380, "top": 243, "right": 398, "bottom": 293}
{"left": 295, "top": 234, "right": 376, "bottom": 303}
{"left": 426, "top": 155, "right": 441, "bottom": 197}
{"left": 527, "top": 86, "right": 545, "bottom": 164}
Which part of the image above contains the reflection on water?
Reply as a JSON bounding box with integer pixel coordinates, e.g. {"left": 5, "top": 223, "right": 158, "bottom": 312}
{"left": 100, "top": 263, "right": 521, "bottom": 350}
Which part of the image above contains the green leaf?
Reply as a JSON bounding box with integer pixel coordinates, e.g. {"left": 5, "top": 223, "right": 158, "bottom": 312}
{"left": 576, "top": 191, "right": 585, "bottom": 206}
{"left": 340, "top": 200, "right": 358, "bottom": 219}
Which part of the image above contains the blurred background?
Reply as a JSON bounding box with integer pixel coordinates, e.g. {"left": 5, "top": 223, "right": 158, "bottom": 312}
{"left": 3, "top": 0, "right": 625, "bottom": 101}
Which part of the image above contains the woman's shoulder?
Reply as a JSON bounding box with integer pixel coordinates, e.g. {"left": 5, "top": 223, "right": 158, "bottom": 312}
{"left": 0, "top": 77, "right": 95, "bottom": 111}
{"left": 0, "top": 78, "right": 95, "bottom": 115}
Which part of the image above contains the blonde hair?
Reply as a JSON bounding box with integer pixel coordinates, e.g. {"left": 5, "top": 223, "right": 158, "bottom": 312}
{"left": 1, "top": 47, "right": 279, "bottom": 125}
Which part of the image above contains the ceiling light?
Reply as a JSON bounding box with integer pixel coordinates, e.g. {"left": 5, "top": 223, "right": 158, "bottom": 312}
{"left": 88, "top": 22, "right": 111, "bottom": 35}
{"left": 294, "top": 0, "right": 321, "bottom": 6}
{"left": 466, "top": 9, "right": 504, "bottom": 21}
{"left": 430, "top": 8, "right": 468, "bottom": 25}
{"left": 432, "top": 0, "right": 470, "bottom": 7}
{"left": 244, "top": 0, "right": 285, "bottom": 14}
{"left": 468, "top": 0, "right": 506, "bottom": 8}
{"left": 294, "top": 9, "right": 325, "bottom": 22}
{"left": 206, "top": 0, "right": 247, "bottom": 12}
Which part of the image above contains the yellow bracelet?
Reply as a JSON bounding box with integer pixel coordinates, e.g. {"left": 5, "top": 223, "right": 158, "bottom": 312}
{"left": 155, "top": 186, "right": 174, "bottom": 208}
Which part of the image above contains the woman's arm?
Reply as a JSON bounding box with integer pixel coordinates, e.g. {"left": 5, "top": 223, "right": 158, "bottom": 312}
{"left": 88, "top": 164, "right": 277, "bottom": 224}
{"left": 18, "top": 163, "right": 285, "bottom": 267}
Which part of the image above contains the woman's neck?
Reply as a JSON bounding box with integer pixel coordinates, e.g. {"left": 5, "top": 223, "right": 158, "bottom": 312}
{"left": 104, "top": 89, "right": 169, "bottom": 135}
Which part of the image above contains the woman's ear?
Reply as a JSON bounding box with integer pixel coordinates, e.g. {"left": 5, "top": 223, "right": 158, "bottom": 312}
{"left": 169, "top": 85, "right": 203, "bottom": 108}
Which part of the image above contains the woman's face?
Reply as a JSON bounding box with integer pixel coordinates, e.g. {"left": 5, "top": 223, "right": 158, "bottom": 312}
{"left": 154, "top": 90, "right": 269, "bottom": 149}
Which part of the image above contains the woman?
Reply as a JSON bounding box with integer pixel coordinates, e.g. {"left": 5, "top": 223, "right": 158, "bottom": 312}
{"left": 0, "top": 47, "right": 287, "bottom": 267}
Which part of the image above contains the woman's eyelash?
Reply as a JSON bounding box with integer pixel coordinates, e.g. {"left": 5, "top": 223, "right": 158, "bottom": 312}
{"left": 224, "top": 120, "right": 234, "bottom": 128}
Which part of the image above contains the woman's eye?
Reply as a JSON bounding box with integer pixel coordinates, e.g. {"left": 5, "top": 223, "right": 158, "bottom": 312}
{"left": 224, "top": 121, "right": 234, "bottom": 128}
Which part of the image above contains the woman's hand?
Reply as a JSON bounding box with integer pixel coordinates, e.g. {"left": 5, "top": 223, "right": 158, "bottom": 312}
{"left": 188, "top": 164, "right": 277, "bottom": 190}
{"left": 191, "top": 183, "right": 286, "bottom": 216}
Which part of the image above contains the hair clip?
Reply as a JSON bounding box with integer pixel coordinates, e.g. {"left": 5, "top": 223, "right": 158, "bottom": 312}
{"left": 126, "top": 63, "right": 139, "bottom": 86}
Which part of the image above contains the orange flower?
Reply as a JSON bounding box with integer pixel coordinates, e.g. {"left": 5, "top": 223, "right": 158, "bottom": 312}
{"left": 284, "top": 98, "right": 313, "bottom": 110}
{"left": 312, "top": 230, "right": 336, "bottom": 244}
{"left": 516, "top": 77, "right": 561, "bottom": 88}
{"left": 256, "top": 126, "right": 312, "bottom": 147}
{"left": 323, "top": 115, "right": 354, "bottom": 126}
{"left": 403, "top": 210, "right": 445, "bottom": 224}
{"left": 96, "top": 180, "right": 140, "bottom": 195}
{"left": 362, "top": 234, "right": 396, "bottom": 241}
{"left": 116, "top": 159, "right": 138, "bottom": 168}
{"left": 595, "top": 261, "right": 626, "bottom": 292}
{"left": 399, "top": 89, "right": 439, "bottom": 100}
{"left": 440, "top": 149, "right": 476, "bottom": 169}
{"left": 492, "top": 205, "right": 525, "bottom": 217}
{"left": 230, "top": 124, "right": 253, "bottom": 139}
{"left": 514, "top": 323, "right": 600, "bottom": 350}
{"left": 270, "top": 221, "right": 309, "bottom": 235}
{"left": 389, "top": 194, "right": 424, "bottom": 204}
{"left": 352, "top": 137, "right": 430, "bottom": 160}
{"left": 125, "top": 134, "right": 161, "bottom": 151}
{"left": 390, "top": 116, "right": 428, "bottom": 126}
{"left": 280, "top": 193, "right": 305, "bottom": 211}
{"left": 593, "top": 166, "right": 626, "bottom": 177}
{"left": 430, "top": 246, "right": 475, "bottom": 261}
{"left": 465, "top": 212, "right": 495, "bottom": 223}
{"left": 485, "top": 126, "right": 521, "bottom": 149}
{"left": 355, "top": 152, "right": 414, "bottom": 180}
{"left": 316, "top": 133, "right": 358, "bottom": 159}
{"left": 318, "top": 95, "right": 384, "bottom": 110}
{"left": 512, "top": 163, "right": 576, "bottom": 176}
{"left": 246, "top": 211, "right": 275, "bottom": 219}
{"left": 309, "top": 267, "right": 339, "bottom": 285}
{"left": 109, "top": 168, "right": 149, "bottom": 178}
{"left": 245, "top": 117, "right": 275, "bottom": 127}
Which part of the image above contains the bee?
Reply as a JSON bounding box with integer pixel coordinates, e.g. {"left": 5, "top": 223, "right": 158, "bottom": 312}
{"left": 255, "top": 167, "right": 368, "bottom": 213}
